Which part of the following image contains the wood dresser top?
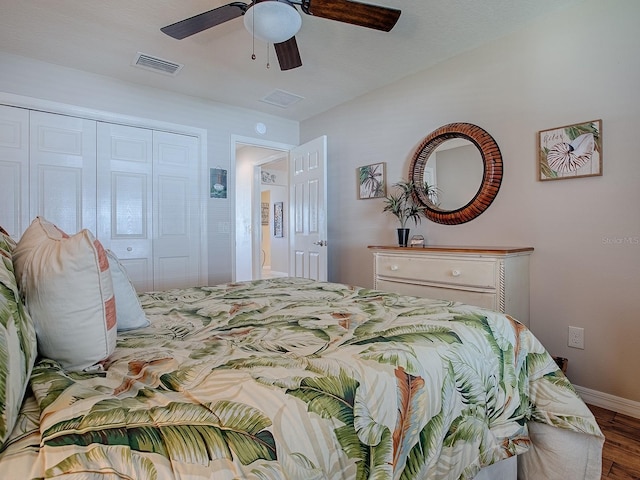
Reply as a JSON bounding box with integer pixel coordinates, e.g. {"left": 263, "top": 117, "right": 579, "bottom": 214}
{"left": 368, "top": 245, "right": 534, "bottom": 255}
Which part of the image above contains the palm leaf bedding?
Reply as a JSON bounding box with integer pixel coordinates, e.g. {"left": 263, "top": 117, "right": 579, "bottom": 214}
{"left": 0, "top": 278, "right": 603, "bottom": 479}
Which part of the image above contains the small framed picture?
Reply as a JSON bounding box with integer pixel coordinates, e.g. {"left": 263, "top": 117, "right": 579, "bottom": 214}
{"left": 357, "top": 162, "right": 386, "bottom": 199}
{"left": 538, "top": 120, "right": 602, "bottom": 181}
{"left": 210, "top": 168, "right": 228, "bottom": 198}
{"left": 273, "top": 202, "right": 284, "bottom": 238}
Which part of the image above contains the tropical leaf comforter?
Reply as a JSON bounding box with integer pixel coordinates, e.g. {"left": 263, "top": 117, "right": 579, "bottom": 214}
{"left": 0, "top": 278, "right": 603, "bottom": 479}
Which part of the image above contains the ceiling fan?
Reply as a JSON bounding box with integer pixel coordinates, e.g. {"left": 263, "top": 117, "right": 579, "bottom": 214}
{"left": 161, "top": 0, "right": 401, "bottom": 71}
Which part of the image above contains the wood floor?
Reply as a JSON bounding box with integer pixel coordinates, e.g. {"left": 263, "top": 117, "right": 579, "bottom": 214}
{"left": 587, "top": 404, "right": 640, "bottom": 479}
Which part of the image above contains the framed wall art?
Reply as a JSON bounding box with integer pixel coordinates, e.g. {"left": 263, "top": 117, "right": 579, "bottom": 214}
{"left": 273, "top": 202, "right": 284, "bottom": 238}
{"left": 261, "top": 202, "right": 269, "bottom": 225}
{"left": 538, "top": 119, "right": 602, "bottom": 181}
{"left": 357, "top": 162, "right": 386, "bottom": 199}
{"left": 210, "top": 168, "right": 228, "bottom": 198}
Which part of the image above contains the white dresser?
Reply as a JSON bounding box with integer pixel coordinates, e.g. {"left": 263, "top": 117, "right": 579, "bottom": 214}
{"left": 369, "top": 246, "right": 534, "bottom": 327}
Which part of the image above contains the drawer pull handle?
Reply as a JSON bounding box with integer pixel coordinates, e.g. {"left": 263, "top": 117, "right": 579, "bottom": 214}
{"left": 127, "top": 247, "right": 133, "bottom": 252}
{"left": 451, "top": 269, "right": 461, "bottom": 277}
{"left": 390, "top": 265, "right": 399, "bottom": 271}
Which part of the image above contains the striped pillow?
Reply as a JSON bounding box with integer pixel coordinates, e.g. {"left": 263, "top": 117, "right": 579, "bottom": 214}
{"left": 12, "top": 218, "right": 116, "bottom": 371}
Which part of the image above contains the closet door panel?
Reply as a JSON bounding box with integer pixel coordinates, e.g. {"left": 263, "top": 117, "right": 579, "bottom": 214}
{"left": 153, "top": 131, "right": 201, "bottom": 290}
{"left": 2, "top": 103, "right": 205, "bottom": 293}
{"left": 97, "top": 122, "right": 153, "bottom": 292}
{"left": 0, "top": 105, "right": 29, "bottom": 238}
{"left": 29, "top": 111, "right": 97, "bottom": 234}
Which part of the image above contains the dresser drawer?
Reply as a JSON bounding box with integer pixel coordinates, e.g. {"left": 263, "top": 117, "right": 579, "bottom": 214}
{"left": 375, "top": 254, "right": 497, "bottom": 289}
{"left": 376, "top": 279, "right": 499, "bottom": 311}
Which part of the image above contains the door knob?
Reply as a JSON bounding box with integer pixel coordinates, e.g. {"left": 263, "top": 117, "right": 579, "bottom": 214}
{"left": 313, "top": 240, "right": 327, "bottom": 247}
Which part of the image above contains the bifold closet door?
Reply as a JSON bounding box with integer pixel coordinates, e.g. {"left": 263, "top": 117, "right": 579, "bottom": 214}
{"left": 0, "top": 105, "right": 204, "bottom": 291}
{"left": 29, "top": 110, "right": 97, "bottom": 235}
{"left": 98, "top": 125, "right": 202, "bottom": 291}
{"left": 0, "top": 105, "right": 29, "bottom": 239}
{"left": 97, "top": 122, "right": 154, "bottom": 292}
{"left": 153, "top": 130, "right": 201, "bottom": 290}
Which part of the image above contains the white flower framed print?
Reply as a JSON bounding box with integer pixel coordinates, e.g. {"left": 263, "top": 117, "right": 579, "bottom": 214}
{"left": 538, "top": 119, "right": 602, "bottom": 181}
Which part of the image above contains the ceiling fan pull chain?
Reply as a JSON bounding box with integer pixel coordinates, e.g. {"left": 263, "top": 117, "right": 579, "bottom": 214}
{"left": 251, "top": 3, "right": 256, "bottom": 61}
{"left": 266, "top": 43, "right": 271, "bottom": 69}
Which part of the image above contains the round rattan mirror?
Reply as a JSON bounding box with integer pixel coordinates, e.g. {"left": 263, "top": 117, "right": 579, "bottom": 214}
{"left": 409, "top": 123, "right": 503, "bottom": 225}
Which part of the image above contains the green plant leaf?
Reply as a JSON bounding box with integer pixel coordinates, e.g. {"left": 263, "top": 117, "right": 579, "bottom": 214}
{"left": 350, "top": 324, "right": 462, "bottom": 347}
{"left": 45, "top": 444, "right": 158, "bottom": 479}
{"left": 42, "top": 399, "right": 277, "bottom": 467}
{"left": 286, "top": 371, "right": 394, "bottom": 480}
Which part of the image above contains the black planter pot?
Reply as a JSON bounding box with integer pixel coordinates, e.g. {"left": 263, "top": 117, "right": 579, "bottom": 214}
{"left": 397, "top": 228, "right": 410, "bottom": 247}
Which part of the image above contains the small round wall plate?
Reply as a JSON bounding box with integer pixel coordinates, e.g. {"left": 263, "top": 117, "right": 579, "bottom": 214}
{"left": 255, "top": 122, "right": 267, "bottom": 135}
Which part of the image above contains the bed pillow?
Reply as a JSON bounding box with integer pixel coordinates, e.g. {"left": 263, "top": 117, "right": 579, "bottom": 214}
{"left": 0, "top": 226, "right": 37, "bottom": 448}
{"left": 12, "top": 217, "right": 117, "bottom": 371}
{"left": 106, "top": 250, "right": 149, "bottom": 331}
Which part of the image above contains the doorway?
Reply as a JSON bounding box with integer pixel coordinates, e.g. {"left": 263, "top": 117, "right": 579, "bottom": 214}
{"left": 233, "top": 139, "right": 292, "bottom": 282}
{"left": 233, "top": 135, "right": 328, "bottom": 283}
{"left": 259, "top": 156, "right": 289, "bottom": 279}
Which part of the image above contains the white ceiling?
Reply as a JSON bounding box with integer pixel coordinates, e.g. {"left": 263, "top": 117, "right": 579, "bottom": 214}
{"left": 0, "top": 0, "right": 582, "bottom": 122}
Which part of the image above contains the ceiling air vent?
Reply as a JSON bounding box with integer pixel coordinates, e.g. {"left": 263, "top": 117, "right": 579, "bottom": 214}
{"left": 260, "top": 89, "right": 304, "bottom": 108}
{"left": 132, "top": 52, "right": 183, "bottom": 76}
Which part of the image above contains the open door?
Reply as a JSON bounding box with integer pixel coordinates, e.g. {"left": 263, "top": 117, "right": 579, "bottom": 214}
{"left": 289, "top": 136, "right": 328, "bottom": 281}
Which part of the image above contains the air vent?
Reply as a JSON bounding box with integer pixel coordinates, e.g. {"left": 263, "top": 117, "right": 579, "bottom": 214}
{"left": 132, "top": 52, "right": 183, "bottom": 76}
{"left": 260, "top": 89, "right": 304, "bottom": 108}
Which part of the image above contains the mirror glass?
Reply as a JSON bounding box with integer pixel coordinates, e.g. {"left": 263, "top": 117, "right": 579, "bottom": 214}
{"left": 427, "top": 139, "right": 483, "bottom": 211}
{"left": 409, "top": 123, "right": 503, "bottom": 225}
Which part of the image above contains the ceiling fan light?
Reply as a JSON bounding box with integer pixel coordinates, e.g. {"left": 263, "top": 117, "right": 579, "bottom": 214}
{"left": 243, "top": 0, "right": 302, "bottom": 44}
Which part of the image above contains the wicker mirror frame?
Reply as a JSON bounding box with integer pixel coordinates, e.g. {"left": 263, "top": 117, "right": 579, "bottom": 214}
{"left": 409, "top": 123, "right": 503, "bottom": 225}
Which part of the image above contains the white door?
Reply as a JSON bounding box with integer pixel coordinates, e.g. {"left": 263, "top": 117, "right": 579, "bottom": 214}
{"left": 153, "top": 130, "right": 202, "bottom": 290}
{"left": 289, "top": 136, "right": 328, "bottom": 281}
{"left": 29, "top": 111, "right": 97, "bottom": 235}
{"left": 97, "top": 123, "right": 154, "bottom": 292}
{"left": 0, "top": 105, "right": 29, "bottom": 239}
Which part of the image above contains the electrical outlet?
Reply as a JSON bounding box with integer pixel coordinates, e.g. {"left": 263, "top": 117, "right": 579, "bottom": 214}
{"left": 568, "top": 326, "right": 584, "bottom": 349}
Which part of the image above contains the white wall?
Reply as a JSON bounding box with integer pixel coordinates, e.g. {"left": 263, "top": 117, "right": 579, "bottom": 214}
{"left": 0, "top": 52, "right": 299, "bottom": 284}
{"left": 301, "top": 0, "right": 640, "bottom": 404}
{"left": 261, "top": 164, "right": 289, "bottom": 275}
{"left": 268, "top": 184, "right": 289, "bottom": 274}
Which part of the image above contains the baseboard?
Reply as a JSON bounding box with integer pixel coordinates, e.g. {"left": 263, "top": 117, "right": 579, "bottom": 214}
{"left": 575, "top": 385, "right": 640, "bottom": 419}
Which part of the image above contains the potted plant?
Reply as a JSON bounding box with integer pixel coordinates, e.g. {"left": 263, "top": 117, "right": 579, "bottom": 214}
{"left": 382, "top": 180, "right": 424, "bottom": 247}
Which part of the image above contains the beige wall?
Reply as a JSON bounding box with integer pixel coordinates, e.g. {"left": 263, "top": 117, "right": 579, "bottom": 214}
{"left": 301, "top": 0, "right": 640, "bottom": 403}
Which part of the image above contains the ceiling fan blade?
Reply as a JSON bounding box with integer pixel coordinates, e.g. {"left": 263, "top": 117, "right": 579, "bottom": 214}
{"left": 302, "top": 0, "right": 400, "bottom": 31}
{"left": 274, "top": 37, "right": 303, "bottom": 71}
{"left": 161, "top": 2, "right": 248, "bottom": 39}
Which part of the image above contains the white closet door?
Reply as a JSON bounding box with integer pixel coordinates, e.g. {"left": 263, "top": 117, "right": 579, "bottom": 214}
{"left": 153, "top": 131, "right": 202, "bottom": 290}
{"left": 29, "top": 111, "right": 97, "bottom": 234}
{"left": 0, "top": 105, "right": 29, "bottom": 239}
{"left": 97, "top": 123, "right": 154, "bottom": 292}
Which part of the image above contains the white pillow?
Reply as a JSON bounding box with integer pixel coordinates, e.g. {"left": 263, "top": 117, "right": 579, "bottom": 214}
{"left": 12, "top": 217, "right": 117, "bottom": 371}
{"left": 106, "top": 250, "right": 149, "bottom": 331}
